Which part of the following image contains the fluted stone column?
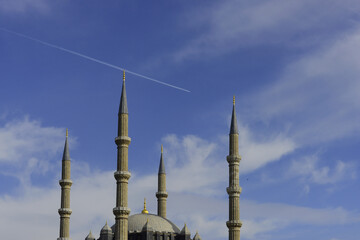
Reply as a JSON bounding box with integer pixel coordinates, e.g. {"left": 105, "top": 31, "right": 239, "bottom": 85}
{"left": 156, "top": 145, "right": 168, "bottom": 218}
{"left": 113, "top": 71, "right": 131, "bottom": 240}
{"left": 226, "top": 97, "right": 242, "bottom": 240}
{"left": 58, "top": 129, "right": 72, "bottom": 240}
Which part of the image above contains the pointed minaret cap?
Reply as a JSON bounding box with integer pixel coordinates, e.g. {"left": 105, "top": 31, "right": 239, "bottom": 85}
{"left": 230, "top": 96, "right": 239, "bottom": 134}
{"left": 142, "top": 218, "right": 153, "bottom": 232}
{"left": 158, "top": 144, "right": 165, "bottom": 174}
{"left": 193, "top": 231, "right": 202, "bottom": 240}
{"left": 62, "top": 128, "right": 70, "bottom": 161}
{"left": 181, "top": 223, "right": 191, "bottom": 235}
{"left": 85, "top": 230, "right": 95, "bottom": 240}
{"left": 119, "top": 70, "right": 128, "bottom": 114}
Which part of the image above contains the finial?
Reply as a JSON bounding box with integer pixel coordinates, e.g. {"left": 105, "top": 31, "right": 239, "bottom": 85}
{"left": 123, "top": 70, "right": 125, "bottom": 81}
{"left": 161, "top": 144, "right": 163, "bottom": 153}
{"left": 105, "top": 220, "right": 107, "bottom": 225}
{"left": 142, "top": 198, "right": 149, "bottom": 214}
{"left": 233, "top": 96, "right": 235, "bottom": 105}
{"left": 66, "top": 128, "right": 68, "bottom": 138}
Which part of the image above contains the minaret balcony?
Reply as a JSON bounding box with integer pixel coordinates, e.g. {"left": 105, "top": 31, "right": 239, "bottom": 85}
{"left": 156, "top": 191, "right": 168, "bottom": 198}
{"left": 115, "top": 136, "right": 131, "bottom": 145}
{"left": 226, "top": 186, "right": 242, "bottom": 195}
{"left": 113, "top": 206, "right": 131, "bottom": 216}
{"left": 114, "top": 171, "right": 131, "bottom": 181}
{"left": 58, "top": 208, "right": 72, "bottom": 215}
{"left": 226, "top": 220, "right": 242, "bottom": 228}
{"left": 59, "top": 179, "right": 73, "bottom": 187}
{"left": 226, "top": 155, "right": 241, "bottom": 163}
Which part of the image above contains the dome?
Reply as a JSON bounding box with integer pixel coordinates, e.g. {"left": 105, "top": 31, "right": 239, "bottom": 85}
{"left": 111, "top": 213, "right": 180, "bottom": 234}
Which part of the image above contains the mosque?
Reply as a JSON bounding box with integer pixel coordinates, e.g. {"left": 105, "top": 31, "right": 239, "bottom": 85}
{"left": 56, "top": 72, "right": 242, "bottom": 240}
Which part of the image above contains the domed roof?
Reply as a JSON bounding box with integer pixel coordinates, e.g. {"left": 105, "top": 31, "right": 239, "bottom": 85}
{"left": 111, "top": 213, "right": 180, "bottom": 234}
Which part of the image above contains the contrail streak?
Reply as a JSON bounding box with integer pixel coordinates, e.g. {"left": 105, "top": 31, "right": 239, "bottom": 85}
{"left": 0, "top": 27, "right": 190, "bottom": 93}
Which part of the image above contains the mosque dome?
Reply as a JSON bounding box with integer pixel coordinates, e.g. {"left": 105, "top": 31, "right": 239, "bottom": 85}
{"left": 111, "top": 213, "right": 180, "bottom": 234}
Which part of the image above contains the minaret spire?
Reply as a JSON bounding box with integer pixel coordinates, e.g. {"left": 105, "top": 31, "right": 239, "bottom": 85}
{"left": 113, "top": 71, "right": 131, "bottom": 240}
{"left": 226, "top": 97, "right": 242, "bottom": 240}
{"left": 119, "top": 70, "right": 128, "bottom": 116}
{"left": 58, "top": 129, "right": 72, "bottom": 240}
{"left": 230, "top": 96, "right": 239, "bottom": 134}
{"left": 156, "top": 144, "right": 168, "bottom": 218}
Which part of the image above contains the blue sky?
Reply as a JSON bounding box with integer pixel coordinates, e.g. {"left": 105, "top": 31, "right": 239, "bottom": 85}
{"left": 0, "top": 1, "right": 359, "bottom": 240}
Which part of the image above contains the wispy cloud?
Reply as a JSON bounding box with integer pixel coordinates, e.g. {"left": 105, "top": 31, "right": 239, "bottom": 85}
{"left": 236, "top": 123, "right": 296, "bottom": 174}
{"left": 174, "top": 0, "right": 360, "bottom": 61}
{"left": 0, "top": 0, "right": 50, "bottom": 14}
{"left": 246, "top": 27, "right": 360, "bottom": 145}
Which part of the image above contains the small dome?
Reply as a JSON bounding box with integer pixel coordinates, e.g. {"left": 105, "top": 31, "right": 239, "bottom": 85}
{"left": 112, "top": 213, "right": 180, "bottom": 233}
{"left": 193, "top": 231, "right": 201, "bottom": 240}
{"left": 180, "top": 223, "right": 190, "bottom": 235}
{"left": 101, "top": 222, "right": 112, "bottom": 235}
{"left": 85, "top": 230, "right": 95, "bottom": 240}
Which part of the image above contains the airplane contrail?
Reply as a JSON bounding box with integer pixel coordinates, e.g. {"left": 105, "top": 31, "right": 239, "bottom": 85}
{"left": 0, "top": 27, "right": 190, "bottom": 93}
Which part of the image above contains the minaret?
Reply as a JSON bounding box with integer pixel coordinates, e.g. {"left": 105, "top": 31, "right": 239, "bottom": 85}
{"left": 113, "top": 71, "right": 131, "bottom": 240}
{"left": 156, "top": 144, "right": 168, "bottom": 218}
{"left": 58, "top": 129, "right": 72, "bottom": 240}
{"left": 226, "top": 96, "right": 242, "bottom": 240}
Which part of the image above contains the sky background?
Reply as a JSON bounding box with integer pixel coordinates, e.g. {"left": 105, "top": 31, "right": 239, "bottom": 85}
{"left": 0, "top": 1, "right": 360, "bottom": 240}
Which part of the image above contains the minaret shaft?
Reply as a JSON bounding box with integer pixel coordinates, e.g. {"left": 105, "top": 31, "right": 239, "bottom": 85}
{"left": 114, "top": 74, "right": 131, "bottom": 240}
{"left": 227, "top": 100, "right": 242, "bottom": 240}
{"left": 58, "top": 131, "right": 72, "bottom": 240}
{"left": 157, "top": 173, "right": 167, "bottom": 218}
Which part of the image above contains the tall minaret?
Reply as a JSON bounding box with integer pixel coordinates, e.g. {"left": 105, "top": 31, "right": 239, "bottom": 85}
{"left": 58, "top": 129, "right": 72, "bottom": 240}
{"left": 226, "top": 97, "right": 242, "bottom": 240}
{"left": 113, "top": 71, "right": 131, "bottom": 240}
{"left": 156, "top": 145, "right": 168, "bottom": 218}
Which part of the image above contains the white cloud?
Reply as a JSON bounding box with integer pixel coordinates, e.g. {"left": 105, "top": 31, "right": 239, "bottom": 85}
{"left": 242, "top": 200, "right": 360, "bottom": 226}
{"left": 163, "top": 134, "right": 226, "bottom": 195}
{"left": 0, "top": 117, "right": 67, "bottom": 185}
{"left": 2, "top": 167, "right": 359, "bottom": 240}
{"left": 0, "top": 118, "right": 295, "bottom": 240}
{"left": 289, "top": 154, "right": 356, "bottom": 185}
{"left": 0, "top": 118, "right": 357, "bottom": 240}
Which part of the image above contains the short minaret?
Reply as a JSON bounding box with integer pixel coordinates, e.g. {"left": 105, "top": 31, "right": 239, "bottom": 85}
{"left": 58, "top": 129, "right": 72, "bottom": 240}
{"left": 113, "top": 71, "right": 131, "bottom": 240}
{"left": 156, "top": 144, "right": 168, "bottom": 218}
{"left": 226, "top": 97, "right": 242, "bottom": 240}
